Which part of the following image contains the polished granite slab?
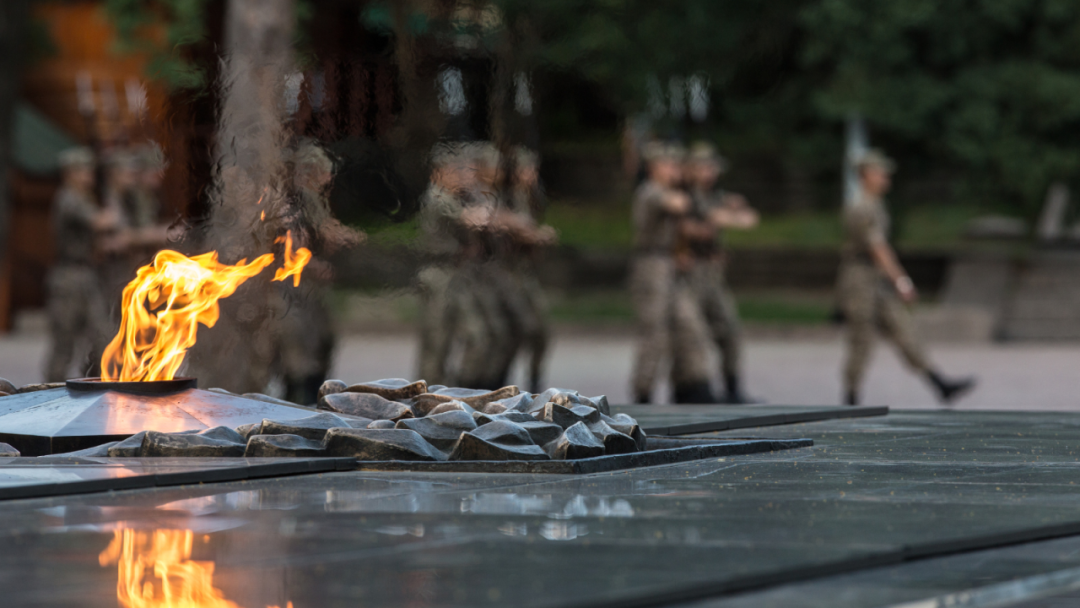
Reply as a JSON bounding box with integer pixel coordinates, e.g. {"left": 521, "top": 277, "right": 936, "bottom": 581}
{"left": 4, "top": 411, "right": 1080, "bottom": 607}
{"left": 0, "top": 457, "right": 356, "bottom": 500}
{"left": 354, "top": 438, "right": 812, "bottom": 474}
{"left": 611, "top": 404, "right": 888, "bottom": 435}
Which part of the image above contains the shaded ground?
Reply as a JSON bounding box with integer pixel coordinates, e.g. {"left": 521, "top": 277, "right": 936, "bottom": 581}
{"left": 3, "top": 325, "right": 1077, "bottom": 410}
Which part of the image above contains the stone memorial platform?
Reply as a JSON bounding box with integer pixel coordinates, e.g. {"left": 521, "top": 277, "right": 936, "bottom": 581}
{"left": 3, "top": 407, "right": 1080, "bottom": 607}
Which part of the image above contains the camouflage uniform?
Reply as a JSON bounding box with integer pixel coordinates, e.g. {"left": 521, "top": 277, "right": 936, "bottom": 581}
{"left": 838, "top": 190, "right": 931, "bottom": 394}
{"left": 629, "top": 178, "right": 683, "bottom": 401}
{"left": 507, "top": 181, "right": 550, "bottom": 393}
{"left": 44, "top": 185, "right": 110, "bottom": 381}
{"left": 683, "top": 188, "right": 743, "bottom": 384}
{"left": 416, "top": 184, "right": 467, "bottom": 385}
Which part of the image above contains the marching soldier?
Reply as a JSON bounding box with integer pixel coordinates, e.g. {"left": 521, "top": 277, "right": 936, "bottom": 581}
{"left": 507, "top": 145, "right": 553, "bottom": 393}
{"left": 44, "top": 147, "right": 122, "bottom": 381}
{"left": 273, "top": 142, "right": 362, "bottom": 404}
{"left": 839, "top": 149, "right": 975, "bottom": 405}
{"left": 671, "top": 142, "right": 758, "bottom": 403}
{"left": 416, "top": 143, "right": 472, "bottom": 385}
{"left": 629, "top": 141, "right": 692, "bottom": 403}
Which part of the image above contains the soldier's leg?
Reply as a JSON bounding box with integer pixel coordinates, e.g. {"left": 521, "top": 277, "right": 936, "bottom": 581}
{"left": 840, "top": 266, "right": 878, "bottom": 404}
{"left": 489, "top": 263, "right": 529, "bottom": 387}
{"left": 416, "top": 266, "right": 453, "bottom": 383}
{"left": 670, "top": 277, "right": 715, "bottom": 403}
{"left": 455, "top": 271, "right": 501, "bottom": 389}
{"left": 877, "top": 290, "right": 932, "bottom": 374}
{"left": 698, "top": 265, "right": 744, "bottom": 396}
{"left": 521, "top": 275, "right": 550, "bottom": 393}
{"left": 44, "top": 271, "right": 82, "bottom": 382}
{"left": 630, "top": 256, "right": 674, "bottom": 403}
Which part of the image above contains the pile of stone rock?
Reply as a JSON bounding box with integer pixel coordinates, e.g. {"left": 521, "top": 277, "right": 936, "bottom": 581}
{"left": 64, "top": 379, "right": 647, "bottom": 461}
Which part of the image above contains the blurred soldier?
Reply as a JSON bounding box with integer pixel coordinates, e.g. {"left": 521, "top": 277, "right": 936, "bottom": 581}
{"left": 416, "top": 143, "right": 472, "bottom": 385}
{"left": 671, "top": 142, "right": 758, "bottom": 403}
{"left": 507, "top": 145, "right": 553, "bottom": 392}
{"left": 630, "top": 141, "right": 691, "bottom": 403}
{"left": 274, "top": 142, "right": 362, "bottom": 404}
{"left": 839, "top": 149, "right": 975, "bottom": 405}
{"left": 44, "top": 148, "right": 122, "bottom": 381}
{"left": 128, "top": 143, "right": 166, "bottom": 230}
{"left": 98, "top": 149, "right": 140, "bottom": 321}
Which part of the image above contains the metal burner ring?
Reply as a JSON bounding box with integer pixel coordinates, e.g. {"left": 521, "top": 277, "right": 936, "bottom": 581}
{"left": 65, "top": 377, "right": 198, "bottom": 394}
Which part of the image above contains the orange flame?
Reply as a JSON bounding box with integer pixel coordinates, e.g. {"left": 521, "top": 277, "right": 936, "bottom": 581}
{"left": 100, "top": 250, "right": 275, "bottom": 382}
{"left": 99, "top": 529, "right": 241, "bottom": 608}
{"left": 100, "top": 529, "right": 292, "bottom": 608}
{"left": 272, "top": 232, "right": 312, "bottom": 288}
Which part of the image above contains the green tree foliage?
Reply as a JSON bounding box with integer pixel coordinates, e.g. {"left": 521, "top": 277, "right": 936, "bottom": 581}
{"left": 103, "top": 0, "right": 1080, "bottom": 214}
{"left": 802, "top": 0, "right": 1080, "bottom": 214}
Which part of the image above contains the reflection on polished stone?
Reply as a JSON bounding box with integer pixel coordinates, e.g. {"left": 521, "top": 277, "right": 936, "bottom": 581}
{"left": 12, "top": 412, "right": 1080, "bottom": 606}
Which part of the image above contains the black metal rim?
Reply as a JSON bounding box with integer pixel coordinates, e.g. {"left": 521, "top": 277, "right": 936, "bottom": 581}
{"left": 65, "top": 377, "right": 198, "bottom": 394}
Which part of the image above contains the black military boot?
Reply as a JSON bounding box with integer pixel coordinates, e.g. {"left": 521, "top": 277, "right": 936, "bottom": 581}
{"left": 673, "top": 382, "right": 717, "bottom": 404}
{"left": 720, "top": 373, "right": 758, "bottom": 405}
{"left": 844, "top": 390, "right": 859, "bottom": 406}
{"left": 927, "top": 371, "right": 976, "bottom": 404}
{"left": 633, "top": 391, "right": 652, "bottom": 404}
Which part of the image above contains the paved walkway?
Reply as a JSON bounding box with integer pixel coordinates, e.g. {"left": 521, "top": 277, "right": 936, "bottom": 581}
{"left": 7, "top": 329, "right": 1076, "bottom": 410}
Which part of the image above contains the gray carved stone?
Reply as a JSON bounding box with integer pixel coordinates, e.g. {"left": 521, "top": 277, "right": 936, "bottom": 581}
{"left": 482, "top": 402, "right": 508, "bottom": 415}
{"left": 412, "top": 393, "right": 457, "bottom": 416}
{"left": 245, "top": 434, "right": 326, "bottom": 457}
{"left": 141, "top": 428, "right": 246, "bottom": 457}
{"left": 449, "top": 433, "right": 550, "bottom": 461}
{"left": 588, "top": 421, "right": 638, "bottom": 455}
{"left": 535, "top": 387, "right": 579, "bottom": 407}
{"left": 470, "top": 419, "right": 535, "bottom": 446}
{"left": 519, "top": 420, "right": 564, "bottom": 446}
{"left": 320, "top": 392, "right": 414, "bottom": 421}
{"left": 588, "top": 395, "right": 611, "bottom": 415}
{"left": 108, "top": 431, "right": 149, "bottom": 457}
{"left": 236, "top": 423, "right": 261, "bottom": 441}
{"left": 491, "top": 392, "right": 533, "bottom": 413}
{"left": 109, "top": 429, "right": 203, "bottom": 457}
{"left": 323, "top": 428, "right": 446, "bottom": 461}
{"left": 549, "top": 421, "right": 605, "bottom": 460}
{"left": 457, "top": 384, "right": 520, "bottom": 408}
{"left": 428, "top": 400, "right": 475, "bottom": 416}
{"left": 474, "top": 411, "right": 535, "bottom": 426}
{"left": 0, "top": 378, "right": 16, "bottom": 395}
{"left": 367, "top": 420, "right": 396, "bottom": 429}
{"left": 396, "top": 410, "right": 476, "bottom": 450}
{"left": 258, "top": 412, "right": 356, "bottom": 441}
{"left": 609, "top": 422, "right": 647, "bottom": 452}
{"left": 346, "top": 378, "right": 428, "bottom": 401}
{"left": 539, "top": 402, "right": 594, "bottom": 429}
{"left": 0, "top": 442, "right": 19, "bottom": 457}
{"left": 319, "top": 379, "right": 348, "bottom": 401}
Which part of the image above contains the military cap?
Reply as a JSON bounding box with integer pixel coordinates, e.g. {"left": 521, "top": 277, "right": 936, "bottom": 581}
{"left": 855, "top": 148, "right": 896, "bottom": 173}
{"left": 686, "top": 141, "right": 729, "bottom": 171}
{"left": 58, "top": 147, "right": 94, "bottom": 169}
{"left": 641, "top": 140, "right": 686, "bottom": 163}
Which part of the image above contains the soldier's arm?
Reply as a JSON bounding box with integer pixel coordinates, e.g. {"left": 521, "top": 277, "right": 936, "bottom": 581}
{"left": 869, "top": 240, "right": 917, "bottom": 303}
{"left": 708, "top": 193, "right": 758, "bottom": 230}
